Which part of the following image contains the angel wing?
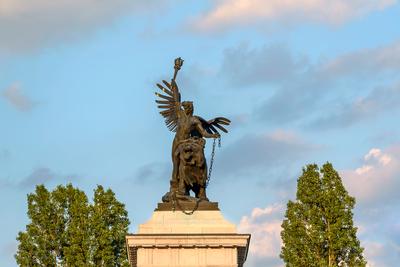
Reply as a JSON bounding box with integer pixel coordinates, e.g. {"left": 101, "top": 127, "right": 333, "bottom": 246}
{"left": 196, "top": 116, "right": 231, "bottom": 135}
{"left": 155, "top": 79, "right": 181, "bottom": 132}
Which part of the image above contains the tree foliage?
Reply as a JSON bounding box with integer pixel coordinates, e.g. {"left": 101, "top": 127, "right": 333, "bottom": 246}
{"left": 280, "top": 163, "right": 366, "bottom": 267}
{"left": 15, "top": 184, "right": 130, "bottom": 267}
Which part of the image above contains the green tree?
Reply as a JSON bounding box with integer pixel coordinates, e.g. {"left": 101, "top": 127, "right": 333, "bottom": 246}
{"left": 91, "top": 185, "right": 130, "bottom": 267}
{"left": 15, "top": 184, "right": 130, "bottom": 267}
{"left": 280, "top": 163, "right": 366, "bottom": 267}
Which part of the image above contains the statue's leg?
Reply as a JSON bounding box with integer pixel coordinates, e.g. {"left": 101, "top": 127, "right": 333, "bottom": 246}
{"left": 197, "top": 185, "right": 208, "bottom": 200}
{"left": 170, "top": 140, "right": 179, "bottom": 193}
{"left": 193, "top": 184, "right": 200, "bottom": 198}
{"left": 198, "top": 162, "right": 208, "bottom": 200}
{"left": 177, "top": 169, "right": 186, "bottom": 196}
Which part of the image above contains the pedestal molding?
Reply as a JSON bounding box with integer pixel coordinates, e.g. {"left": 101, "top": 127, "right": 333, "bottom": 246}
{"left": 126, "top": 207, "right": 251, "bottom": 267}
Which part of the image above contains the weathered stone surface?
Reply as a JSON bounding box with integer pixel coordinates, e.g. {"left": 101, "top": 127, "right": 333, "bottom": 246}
{"left": 138, "top": 209, "right": 235, "bottom": 234}
{"left": 126, "top": 208, "right": 250, "bottom": 267}
{"left": 126, "top": 234, "right": 250, "bottom": 267}
{"left": 155, "top": 201, "right": 219, "bottom": 212}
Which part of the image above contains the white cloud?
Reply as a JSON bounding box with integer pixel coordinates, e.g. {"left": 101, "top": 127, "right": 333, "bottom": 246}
{"left": 364, "top": 148, "right": 392, "bottom": 165}
{"left": 341, "top": 146, "right": 400, "bottom": 204}
{"left": 355, "top": 165, "right": 372, "bottom": 175}
{"left": 192, "top": 0, "right": 396, "bottom": 32}
{"left": 2, "top": 83, "right": 35, "bottom": 112}
{"left": 0, "top": 0, "right": 161, "bottom": 54}
{"left": 238, "top": 204, "right": 283, "bottom": 261}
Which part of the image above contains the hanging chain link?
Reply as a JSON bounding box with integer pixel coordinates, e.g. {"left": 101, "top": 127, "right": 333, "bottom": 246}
{"left": 206, "top": 137, "right": 221, "bottom": 188}
{"left": 176, "top": 196, "right": 201, "bottom": 215}
{"left": 171, "top": 191, "right": 202, "bottom": 215}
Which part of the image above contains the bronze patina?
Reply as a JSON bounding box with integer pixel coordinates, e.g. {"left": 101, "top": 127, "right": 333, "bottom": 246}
{"left": 155, "top": 58, "right": 230, "bottom": 204}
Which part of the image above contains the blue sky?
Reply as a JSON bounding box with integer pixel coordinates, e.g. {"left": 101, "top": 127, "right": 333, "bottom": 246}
{"left": 1, "top": 1, "right": 400, "bottom": 266}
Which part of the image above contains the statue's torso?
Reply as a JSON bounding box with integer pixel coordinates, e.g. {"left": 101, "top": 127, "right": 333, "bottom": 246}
{"left": 175, "top": 115, "right": 199, "bottom": 141}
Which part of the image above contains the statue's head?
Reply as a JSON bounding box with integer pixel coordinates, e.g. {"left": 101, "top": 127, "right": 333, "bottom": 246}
{"left": 182, "top": 101, "right": 193, "bottom": 115}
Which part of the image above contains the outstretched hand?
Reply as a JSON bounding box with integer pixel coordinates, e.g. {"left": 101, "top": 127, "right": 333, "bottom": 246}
{"left": 213, "top": 133, "right": 220, "bottom": 139}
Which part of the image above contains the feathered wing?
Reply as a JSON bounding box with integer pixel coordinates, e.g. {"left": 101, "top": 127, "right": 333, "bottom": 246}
{"left": 155, "top": 80, "right": 181, "bottom": 132}
{"left": 196, "top": 116, "right": 231, "bottom": 135}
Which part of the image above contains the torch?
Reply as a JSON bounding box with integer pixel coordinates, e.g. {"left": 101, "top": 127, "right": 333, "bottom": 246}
{"left": 172, "top": 57, "right": 184, "bottom": 82}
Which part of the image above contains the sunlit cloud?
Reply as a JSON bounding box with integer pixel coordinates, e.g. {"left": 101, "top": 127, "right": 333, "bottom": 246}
{"left": 238, "top": 203, "right": 284, "bottom": 264}
{"left": 191, "top": 0, "right": 397, "bottom": 32}
{"left": 341, "top": 146, "right": 400, "bottom": 204}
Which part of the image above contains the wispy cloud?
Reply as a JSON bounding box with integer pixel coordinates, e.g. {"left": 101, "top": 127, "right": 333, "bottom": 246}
{"left": 218, "top": 41, "right": 400, "bottom": 128}
{"left": 132, "top": 162, "right": 170, "bottom": 185}
{"left": 2, "top": 83, "right": 35, "bottom": 112}
{"left": 220, "top": 43, "right": 308, "bottom": 88}
{"left": 216, "top": 130, "right": 317, "bottom": 177}
{"left": 319, "top": 41, "right": 400, "bottom": 79}
{"left": 0, "top": 0, "right": 164, "bottom": 54}
{"left": 309, "top": 82, "right": 400, "bottom": 129}
{"left": 18, "top": 167, "right": 80, "bottom": 189}
{"left": 191, "top": 0, "right": 396, "bottom": 32}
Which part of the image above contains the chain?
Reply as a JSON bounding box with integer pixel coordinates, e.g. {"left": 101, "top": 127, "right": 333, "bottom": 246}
{"left": 206, "top": 137, "right": 221, "bottom": 188}
{"left": 171, "top": 191, "right": 202, "bottom": 215}
{"left": 176, "top": 197, "right": 201, "bottom": 215}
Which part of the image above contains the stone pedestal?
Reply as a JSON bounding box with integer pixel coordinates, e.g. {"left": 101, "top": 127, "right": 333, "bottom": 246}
{"left": 126, "top": 202, "right": 250, "bottom": 267}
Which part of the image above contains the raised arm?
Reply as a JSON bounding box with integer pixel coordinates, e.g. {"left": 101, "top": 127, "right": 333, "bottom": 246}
{"left": 171, "top": 57, "right": 184, "bottom": 118}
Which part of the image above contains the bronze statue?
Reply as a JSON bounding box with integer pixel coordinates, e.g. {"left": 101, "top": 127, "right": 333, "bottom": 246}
{"left": 155, "top": 58, "right": 230, "bottom": 203}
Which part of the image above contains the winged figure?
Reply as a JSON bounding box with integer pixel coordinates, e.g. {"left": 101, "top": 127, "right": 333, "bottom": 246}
{"left": 155, "top": 58, "right": 231, "bottom": 202}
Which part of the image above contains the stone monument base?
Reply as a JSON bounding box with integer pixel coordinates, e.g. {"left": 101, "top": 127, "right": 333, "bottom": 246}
{"left": 126, "top": 202, "right": 250, "bottom": 267}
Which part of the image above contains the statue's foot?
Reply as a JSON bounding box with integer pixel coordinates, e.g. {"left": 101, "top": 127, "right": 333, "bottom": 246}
{"left": 162, "top": 192, "right": 172, "bottom": 202}
{"left": 199, "top": 196, "right": 209, "bottom": 202}
{"left": 175, "top": 193, "right": 198, "bottom": 202}
{"left": 164, "top": 190, "right": 206, "bottom": 203}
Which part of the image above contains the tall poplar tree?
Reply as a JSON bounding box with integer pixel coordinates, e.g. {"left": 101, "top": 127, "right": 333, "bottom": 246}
{"left": 91, "top": 185, "right": 130, "bottom": 267}
{"left": 15, "top": 184, "right": 130, "bottom": 267}
{"left": 280, "top": 163, "right": 366, "bottom": 267}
